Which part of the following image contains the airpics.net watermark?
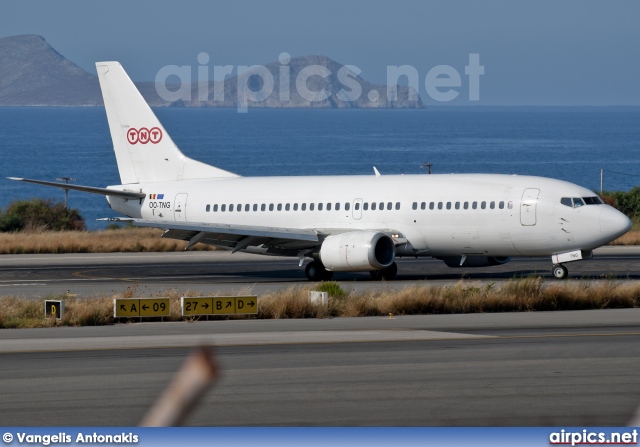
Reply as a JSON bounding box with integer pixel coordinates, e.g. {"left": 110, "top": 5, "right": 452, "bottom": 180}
{"left": 154, "top": 52, "right": 484, "bottom": 112}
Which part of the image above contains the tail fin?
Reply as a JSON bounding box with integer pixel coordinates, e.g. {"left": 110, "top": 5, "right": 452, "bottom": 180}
{"left": 96, "top": 62, "right": 238, "bottom": 185}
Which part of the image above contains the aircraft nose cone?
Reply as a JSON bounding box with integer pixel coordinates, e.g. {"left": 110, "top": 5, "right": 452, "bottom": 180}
{"left": 600, "top": 206, "right": 632, "bottom": 240}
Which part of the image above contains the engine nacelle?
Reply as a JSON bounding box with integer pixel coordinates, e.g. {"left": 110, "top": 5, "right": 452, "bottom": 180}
{"left": 320, "top": 231, "right": 395, "bottom": 271}
{"left": 441, "top": 256, "right": 511, "bottom": 268}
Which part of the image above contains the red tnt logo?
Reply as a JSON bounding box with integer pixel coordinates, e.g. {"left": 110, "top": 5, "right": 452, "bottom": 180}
{"left": 126, "top": 127, "right": 163, "bottom": 145}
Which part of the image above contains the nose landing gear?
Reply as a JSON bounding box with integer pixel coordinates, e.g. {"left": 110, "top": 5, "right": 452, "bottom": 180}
{"left": 552, "top": 264, "right": 569, "bottom": 280}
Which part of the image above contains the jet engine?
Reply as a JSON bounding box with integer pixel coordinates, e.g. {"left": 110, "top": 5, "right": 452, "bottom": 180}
{"left": 320, "top": 231, "right": 395, "bottom": 271}
{"left": 440, "top": 256, "right": 511, "bottom": 268}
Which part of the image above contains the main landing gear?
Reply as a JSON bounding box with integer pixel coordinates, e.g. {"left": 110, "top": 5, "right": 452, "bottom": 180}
{"left": 305, "top": 261, "right": 334, "bottom": 281}
{"left": 552, "top": 264, "right": 569, "bottom": 280}
{"left": 369, "top": 262, "right": 398, "bottom": 281}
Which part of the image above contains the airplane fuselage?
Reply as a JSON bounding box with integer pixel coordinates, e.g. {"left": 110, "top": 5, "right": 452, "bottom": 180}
{"left": 108, "top": 173, "right": 628, "bottom": 259}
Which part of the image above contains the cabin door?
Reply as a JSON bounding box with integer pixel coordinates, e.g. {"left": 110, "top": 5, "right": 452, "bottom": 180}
{"left": 174, "top": 193, "right": 188, "bottom": 222}
{"left": 352, "top": 199, "right": 363, "bottom": 220}
{"left": 520, "top": 188, "right": 539, "bottom": 226}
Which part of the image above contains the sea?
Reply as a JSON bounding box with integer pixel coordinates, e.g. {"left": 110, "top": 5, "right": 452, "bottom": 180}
{"left": 0, "top": 107, "right": 639, "bottom": 230}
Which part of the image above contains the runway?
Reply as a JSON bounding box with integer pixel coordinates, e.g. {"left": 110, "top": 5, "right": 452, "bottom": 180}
{"left": 1, "top": 310, "right": 640, "bottom": 426}
{"left": 2, "top": 247, "right": 640, "bottom": 426}
{"left": 0, "top": 246, "right": 639, "bottom": 297}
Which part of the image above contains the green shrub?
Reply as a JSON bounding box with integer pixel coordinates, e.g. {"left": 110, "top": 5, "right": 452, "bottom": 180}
{"left": 0, "top": 198, "right": 86, "bottom": 232}
{"left": 315, "top": 281, "right": 347, "bottom": 299}
{"left": 601, "top": 187, "right": 640, "bottom": 218}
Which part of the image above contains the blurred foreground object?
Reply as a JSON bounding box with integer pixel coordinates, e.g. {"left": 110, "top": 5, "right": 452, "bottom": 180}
{"left": 140, "top": 347, "right": 220, "bottom": 426}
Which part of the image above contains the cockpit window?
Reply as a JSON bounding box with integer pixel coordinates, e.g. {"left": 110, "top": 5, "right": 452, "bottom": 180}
{"left": 583, "top": 196, "right": 604, "bottom": 205}
{"left": 560, "top": 198, "right": 572, "bottom": 207}
{"left": 561, "top": 197, "right": 595, "bottom": 208}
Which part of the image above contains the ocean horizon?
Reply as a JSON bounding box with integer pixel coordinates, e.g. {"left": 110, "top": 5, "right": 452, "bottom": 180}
{"left": 1, "top": 106, "right": 638, "bottom": 229}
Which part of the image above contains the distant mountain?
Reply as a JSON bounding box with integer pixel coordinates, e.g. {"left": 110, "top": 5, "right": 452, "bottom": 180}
{"left": 0, "top": 34, "right": 423, "bottom": 108}
{"left": 0, "top": 35, "right": 101, "bottom": 106}
{"left": 176, "top": 55, "right": 423, "bottom": 109}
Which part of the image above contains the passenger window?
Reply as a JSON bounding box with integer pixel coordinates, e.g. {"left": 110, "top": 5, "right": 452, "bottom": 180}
{"left": 421, "top": 202, "right": 426, "bottom": 210}
{"left": 327, "top": 203, "right": 332, "bottom": 211}
{"left": 429, "top": 202, "right": 435, "bottom": 210}
{"left": 490, "top": 201, "right": 495, "bottom": 209}
{"left": 363, "top": 203, "right": 369, "bottom": 211}
{"left": 277, "top": 204, "right": 282, "bottom": 211}
{"left": 206, "top": 204, "right": 210, "bottom": 212}
{"left": 395, "top": 202, "right": 400, "bottom": 210}
{"left": 345, "top": 203, "right": 350, "bottom": 211}
{"left": 221, "top": 204, "right": 226, "bottom": 212}
{"left": 261, "top": 204, "right": 266, "bottom": 211}
{"left": 318, "top": 203, "right": 323, "bottom": 211}
{"left": 464, "top": 202, "right": 469, "bottom": 209}
{"left": 213, "top": 204, "right": 218, "bottom": 212}
{"left": 481, "top": 201, "right": 486, "bottom": 209}
{"left": 472, "top": 202, "right": 477, "bottom": 209}
{"left": 237, "top": 204, "right": 241, "bottom": 211}
{"left": 229, "top": 204, "right": 234, "bottom": 212}
{"left": 269, "top": 204, "right": 274, "bottom": 211}
{"left": 302, "top": 203, "right": 307, "bottom": 211}
{"left": 285, "top": 203, "right": 290, "bottom": 211}
{"left": 293, "top": 203, "right": 298, "bottom": 211}
{"left": 372, "top": 202, "right": 377, "bottom": 211}
{"left": 387, "top": 202, "right": 392, "bottom": 210}
{"left": 438, "top": 202, "right": 443, "bottom": 210}
{"left": 446, "top": 202, "right": 451, "bottom": 210}
{"left": 508, "top": 201, "right": 513, "bottom": 209}
{"left": 573, "top": 198, "right": 585, "bottom": 208}
{"left": 354, "top": 202, "right": 359, "bottom": 211}
{"left": 335, "top": 203, "right": 340, "bottom": 211}
{"left": 455, "top": 202, "right": 460, "bottom": 210}
{"left": 412, "top": 202, "right": 417, "bottom": 210}
{"left": 245, "top": 204, "right": 250, "bottom": 212}
{"left": 253, "top": 204, "right": 258, "bottom": 211}
{"left": 379, "top": 202, "right": 384, "bottom": 210}
{"left": 499, "top": 201, "right": 504, "bottom": 209}
{"left": 310, "top": 203, "right": 315, "bottom": 211}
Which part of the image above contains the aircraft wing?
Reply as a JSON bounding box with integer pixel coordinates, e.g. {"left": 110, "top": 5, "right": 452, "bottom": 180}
{"left": 102, "top": 218, "right": 407, "bottom": 255}
{"left": 102, "top": 218, "right": 321, "bottom": 253}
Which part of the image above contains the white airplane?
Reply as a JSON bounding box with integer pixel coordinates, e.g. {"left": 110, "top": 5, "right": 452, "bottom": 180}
{"left": 9, "top": 62, "right": 632, "bottom": 281}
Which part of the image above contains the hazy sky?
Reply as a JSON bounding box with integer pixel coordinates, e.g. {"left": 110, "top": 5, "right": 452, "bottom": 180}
{"left": 2, "top": 0, "right": 639, "bottom": 105}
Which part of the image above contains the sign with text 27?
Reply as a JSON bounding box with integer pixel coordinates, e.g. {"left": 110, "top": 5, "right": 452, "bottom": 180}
{"left": 181, "top": 296, "right": 258, "bottom": 316}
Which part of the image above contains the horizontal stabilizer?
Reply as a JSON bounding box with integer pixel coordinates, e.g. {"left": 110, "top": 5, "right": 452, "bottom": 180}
{"left": 7, "top": 177, "right": 145, "bottom": 200}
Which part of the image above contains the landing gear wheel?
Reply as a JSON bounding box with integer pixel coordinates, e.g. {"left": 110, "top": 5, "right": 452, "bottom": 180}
{"left": 305, "top": 261, "right": 332, "bottom": 281}
{"left": 370, "top": 262, "right": 398, "bottom": 281}
{"left": 552, "top": 264, "right": 569, "bottom": 280}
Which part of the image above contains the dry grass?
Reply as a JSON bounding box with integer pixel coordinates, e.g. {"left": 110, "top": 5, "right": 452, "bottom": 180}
{"left": 0, "top": 228, "right": 215, "bottom": 254}
{"left": 610, "top": 230, "right": 640, "bottom": 245}
{"left": 4, "top": 279, "right": 639, "bottom": 329}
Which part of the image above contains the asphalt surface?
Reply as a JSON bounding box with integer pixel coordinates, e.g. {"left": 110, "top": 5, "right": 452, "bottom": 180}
{"left": 1, "top": 248, "right": 640, "bottom": 426}
{"left": 1, "top": 310, "right": 640, "bottom": 426}
{"left": 0, "top": 246, "right": 639, "bottom": 297}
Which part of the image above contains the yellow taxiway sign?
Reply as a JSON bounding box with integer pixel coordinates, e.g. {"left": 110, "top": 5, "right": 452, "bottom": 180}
{"left": 114, "top": 298, "right": 170, "bottom": 318}
{"left": 181, "top": 296, "right": 258, "bottom": 316}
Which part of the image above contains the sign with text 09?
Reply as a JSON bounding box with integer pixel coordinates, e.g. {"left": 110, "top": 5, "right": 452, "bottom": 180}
{"left": 181, "top": 296, "right": 258, "bottom": 316}
{"left": 114, "top": 298, "right": 170, "bottom": 318}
